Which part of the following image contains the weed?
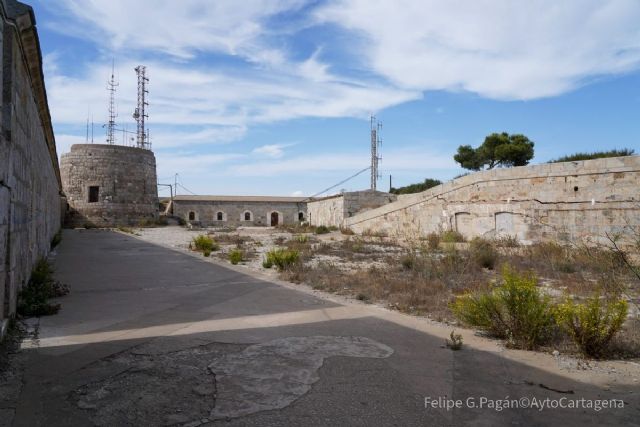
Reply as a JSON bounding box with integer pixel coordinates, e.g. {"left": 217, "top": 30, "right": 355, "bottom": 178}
{"left": 340, "top": 227, "right": 355, "bottom": 235}
{"left": 356, "top": 293, "right": 369, "bottom": 302}
{"left": 446, "top": 330, "right": 463, "bottom": 350}
{"left": 469, "top": 238, "right": 498, "bottom": 269}
{"left": 17, "top": 259, "right": 69, "bottom": 317}
{"left": 50, "top": 231, "right": 62, "bottom": 249}
{"left": 229, "top": 249, "right": 243, "bottom": 265}
{"left": 203, "top": 249, "right": 211, "bottom": 257}
{"left": 441, "top": 230, "right": 464, "bottom": 243}
{"left": 556, "top": 293, "right": 628, "bottom": 358}
{"left": 293, "top": 234, "right": 309, "bottom": 243}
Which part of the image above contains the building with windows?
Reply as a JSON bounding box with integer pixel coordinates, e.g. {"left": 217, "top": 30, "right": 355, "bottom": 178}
{"left": 60, "top": 144, "right": 159, "bottom": 227}
{"left": 171, "top": 195, "right": 307, "bottom": 227}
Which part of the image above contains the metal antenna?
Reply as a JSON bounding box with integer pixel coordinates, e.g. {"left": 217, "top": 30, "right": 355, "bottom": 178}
{"left": 133, "top": 65, "right": 149, "bottom": 149}
{"left": 370, "top": 115, "right": 382, "bottom": 191}
{"left": 106, "top": 60, "right": 119, "bottom": 145}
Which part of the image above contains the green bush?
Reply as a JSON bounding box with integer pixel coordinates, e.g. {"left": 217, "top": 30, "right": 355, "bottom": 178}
{"left": 192, "top": 235, "right": 219, "bottom": 252}
{"left": 556, "top": 294, "right": 628, "bottom": 358}
{"left": 293, "top": 234, "right": 309, "bottom": 243}
{"left": 50, "top": 231, "right": 62, "bottom": 249}
{"left": 451, "top": 266, "right": 555, "bottom": 349}
{"left": 229, "top": 249, "right": 243, "bottom": 265}
{"left": 441, "top": 230, "right": 464, "bottom": 243}
{"left": 262, "top": 258, "right": 273, "bottom": 269}
{"left": 315, "top": 225, "right": 330, "bottom": 235}
{"left": 470, "top": 238, "right": 498, "bottom": 269}
{"left": 265, "top": 249, "right": 300, "bottom": 271}
{"left": 17, "top": 259, "right": 69, "bottom": 317}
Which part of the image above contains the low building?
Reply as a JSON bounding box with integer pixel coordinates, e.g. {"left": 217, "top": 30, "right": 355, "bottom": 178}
{"left": 172, "top": 195, "right": 308, "bottom": 227}
{"left": 307, "top": 190, "right": 397, "bottom": 228}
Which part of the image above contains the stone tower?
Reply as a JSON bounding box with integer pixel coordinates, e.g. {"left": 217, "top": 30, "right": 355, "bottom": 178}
{"left": 60, "top": 144, "right": 159, "bottom": 227}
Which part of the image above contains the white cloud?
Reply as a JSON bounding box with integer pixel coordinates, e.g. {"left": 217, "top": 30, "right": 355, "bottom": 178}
{"left": 290, "top": 190, "right": 304, "bottom": 196}
{"left": 316, "top": 0, "right": 640, "bottom": 100}
{"left": 251, "top": 143, "right": 293, "bottom": 158}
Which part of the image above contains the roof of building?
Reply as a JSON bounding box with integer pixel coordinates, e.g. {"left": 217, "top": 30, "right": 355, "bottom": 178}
{"left": 172, "top": 195, "right": 308, "bottom": 203}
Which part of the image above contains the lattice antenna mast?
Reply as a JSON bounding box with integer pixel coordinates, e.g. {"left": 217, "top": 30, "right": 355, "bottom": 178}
{"left": 133, "top": 65, "right": 149, "bottom": 149}
{"left": 370, "top": 116, "right": 382, "bottom": 191}
{"left": 106, "top": 61, "right": 118, "bottom": 145}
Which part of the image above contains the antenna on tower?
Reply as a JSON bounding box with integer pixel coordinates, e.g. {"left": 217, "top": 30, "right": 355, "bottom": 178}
{"left": 106, "top": 60, "right": 118, "bottom": 145}
{"left": 370, "top": 115, "right": 382, "bottom": 191}
{"left": 133, "top": 65, "right": 149, "bottom": 149}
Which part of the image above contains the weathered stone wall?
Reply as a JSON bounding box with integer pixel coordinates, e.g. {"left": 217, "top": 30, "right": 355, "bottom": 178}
{"left": 0, "top": 0, "right": 62, "bottom": 338}
{"left": 345, "top": 156, "right": 640, "bottom": 245}
{"left": 60, "top": 144, "right": 159, "bottom": 227}
{"left": 308, "top": 191, "right": 397, "bottom": 228}
{"left": 173, "top": 198, "right": 307, "bottom": 227}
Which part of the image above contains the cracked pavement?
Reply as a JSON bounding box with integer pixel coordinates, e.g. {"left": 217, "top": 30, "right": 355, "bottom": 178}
{"left": 8, "top": 229, "right": 639, "bottom": 426}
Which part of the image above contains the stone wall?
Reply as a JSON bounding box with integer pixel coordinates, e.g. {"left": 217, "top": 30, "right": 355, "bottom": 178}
{"left": 0, "top": 0, "right": 62, "bottom": 338}
{"left": 345, "top": 156, "right": 640, "bottom": 245}
{"left": 173, "top": 197, "right": 307, "bottom": 227}
{"left": 60, "top": 144, "right": 159, "bottom": 227}
{"left": 308, "top": 190, "right": 397, "bottom": 228}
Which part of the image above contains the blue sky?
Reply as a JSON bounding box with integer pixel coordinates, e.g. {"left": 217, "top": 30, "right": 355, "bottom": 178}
{"left": 32, "top": 0, "right": 640, "bottom": 197}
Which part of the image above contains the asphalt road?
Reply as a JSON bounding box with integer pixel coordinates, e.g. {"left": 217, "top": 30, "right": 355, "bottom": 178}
{"left": 11, "top": 230, "right": 639, "bottom": 426}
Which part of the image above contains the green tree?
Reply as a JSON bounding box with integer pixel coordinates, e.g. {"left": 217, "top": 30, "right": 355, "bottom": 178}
{"left": 390, "top": 178, "right": 442, "bottom": 195}
{"left": 454, "top": 132, "right": 534, "bottom": 171}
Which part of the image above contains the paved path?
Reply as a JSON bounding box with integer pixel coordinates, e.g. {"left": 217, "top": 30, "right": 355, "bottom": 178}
{"left": 12, "top": 230, "right": 639, "bottom": 426}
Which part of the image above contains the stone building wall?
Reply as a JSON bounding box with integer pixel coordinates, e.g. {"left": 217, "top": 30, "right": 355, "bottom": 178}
{"left": 60, "top": 144, "right": 159, "bottom": 227}
{"left": 0, "top": 0, "right": 62, "bottom": 339}
{"left": 173, "top": 196, "right": 307, "bottom": 227}
{"left": 308, "top": 190, "right": 397, "bottom": 228}
{"left": 345, "top": 156, "right": 640, "bottom": 245}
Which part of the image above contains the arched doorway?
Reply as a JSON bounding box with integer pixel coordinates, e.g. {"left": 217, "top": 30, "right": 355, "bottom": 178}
{"left": 270, "top": 211, "right": 279, "bottom": 226}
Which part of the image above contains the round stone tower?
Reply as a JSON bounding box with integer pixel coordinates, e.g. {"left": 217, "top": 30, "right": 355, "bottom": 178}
{"left": 60, "top": 144, "right": 159, "bottom": 227}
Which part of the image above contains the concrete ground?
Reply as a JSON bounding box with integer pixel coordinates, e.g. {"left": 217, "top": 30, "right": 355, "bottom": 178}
{"left": 9, "top": 230, "right": 640, "bottom": 426}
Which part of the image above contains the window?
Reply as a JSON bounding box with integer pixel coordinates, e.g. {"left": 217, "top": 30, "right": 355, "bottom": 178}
{"left": 298, "top": 212, "right": 305, "bottom": 221}
{"left": 243, "top": 211, "right": 252, "bottom": 221}
{"left": 188, "top": 211, "right": 195, "bottom": 221}
{"left": 217, "top": 211, "right": 224, "bottom": 221}
{"left": 88, "top": 186, "right": 99, "bottom": 203}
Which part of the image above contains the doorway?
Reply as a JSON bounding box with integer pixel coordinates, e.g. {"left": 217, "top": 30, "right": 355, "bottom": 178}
{"left": 270, "top": 212, "right": 279, "bottom": 226}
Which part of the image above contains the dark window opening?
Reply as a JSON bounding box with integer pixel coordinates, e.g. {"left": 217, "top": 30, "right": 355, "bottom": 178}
{"left": 188, "top": 211, "right": 195, "bottom": 221}
{"left": 298, "top": 212, "right": 304, "bottom": 221}
{"left": 573, "top": 186, "right": 579, "bottom": 192}
{"left": 88, "top": 186, "right": 99, "bottom": 203}
{"left": 217, "top": 212, "right": 223, "bottom": 221}
{"left": 244, "top": 212, "right": 251, "bottom": 221}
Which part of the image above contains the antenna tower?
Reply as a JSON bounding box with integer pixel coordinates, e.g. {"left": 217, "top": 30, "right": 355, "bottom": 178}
{"left": 133, "top": 65, "right": 149, "bottom": 149}
{"left": 106, "top": 61, "right": 118, "bottom": 145}
{"left": 370, "top": 116, "right": 382, "bottom": 191}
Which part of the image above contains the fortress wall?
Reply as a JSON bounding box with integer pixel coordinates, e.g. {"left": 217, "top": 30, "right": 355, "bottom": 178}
{"left": 60, "top": 144, "right": 159, "bottom": 227}
{"left": 0, "top": 0, "right": 62, "bottom": 337}
{"left": 345, "top": 156, "right": 640, "bottom": 245}
{"left": 308, "top": 191, "right": 397, "bottom": 228}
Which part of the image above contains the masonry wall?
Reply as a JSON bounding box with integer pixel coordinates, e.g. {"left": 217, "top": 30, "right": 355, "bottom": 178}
{"left": 0, "top": 0, "right": 62, "bottom": 338}
{"left": 174, "top": 200, "right": 307, "bottom": 227}
{"left": 308, "top": 190, "right": 397, "bottom": 228}
{"left": 60, "top": 144, "right": 159, "bottom": 227}
{"left": 345, "top": 156, "right": 640, "bottom": 245}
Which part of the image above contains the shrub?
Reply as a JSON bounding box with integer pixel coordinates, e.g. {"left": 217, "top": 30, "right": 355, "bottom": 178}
{"left": 340, "top": 227, "right": 355, "bottom": 235}
{"left": 262, "top": 258, "right": 273, "bottom": 269}
{"left": 229, "top": 249, "right": 243, "bottom": 265}
{"left": 441, "top": 230, "right": 464, "bottom": 243}
{"left": 265, "top": 249, "right": 300, "bottom": 271}
{"left": 192, "top": 235, "right": 219, "bottom": 252}
{"left": 451, "top": 266, "right": 555, "bottom": 349}
{"left": 203, "top": 249, "right": 211, "bottom": 257}
{"left": 315, "top": 225, "right": 330, "bottom": 235}
{"left": 425, "top": 232, "right": 440, "bottom": 250}
{"left": 400, "top": 253, "right": 415, "bottom": 270}
{"left": 17, "top": 259, "right": 69, "bottom": 317}
{"left": 470, "top": 238, "right": 498, "bottom": 269}
{"left": 556, "top": 294, "right": 628, "bottom": 358}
